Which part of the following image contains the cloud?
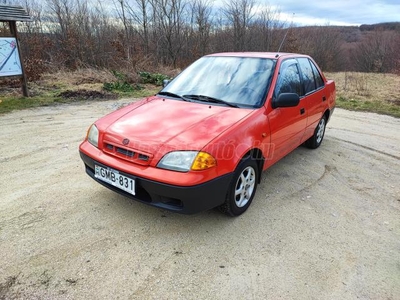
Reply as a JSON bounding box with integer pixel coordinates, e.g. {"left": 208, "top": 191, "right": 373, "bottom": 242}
{"left": 215, "top": 0, "right": 400, "bottom": 26}
{"left": 267, "top": 0, "right": 400, "bottom": 26}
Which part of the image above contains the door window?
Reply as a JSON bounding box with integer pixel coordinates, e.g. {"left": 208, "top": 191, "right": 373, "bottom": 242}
{"left": 310, "top": 60, "right": 324, "bottom": 89}
{"left": 274, "top": 59, "right": 302, "bottom": 100}
{"left": 298, "top": 58, "right": 316, "bottom": 94}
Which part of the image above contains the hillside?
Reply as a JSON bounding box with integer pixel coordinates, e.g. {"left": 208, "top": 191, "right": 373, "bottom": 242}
{"left": 287, "top": 22, "right": 400, "bottom": 73}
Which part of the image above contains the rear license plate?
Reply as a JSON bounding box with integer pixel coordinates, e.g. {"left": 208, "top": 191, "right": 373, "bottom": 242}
{"left": 94, "top": 165, "right": 135, "bottom": 195}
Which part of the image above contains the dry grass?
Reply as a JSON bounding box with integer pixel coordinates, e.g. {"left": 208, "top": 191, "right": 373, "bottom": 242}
{"left": 157, "top": 66, "right": 182, "bottom": 78}
{"left": 40, "top": 68, "right": 117, "bottom": 90}
{"left": 325, "top": 72, "right": 400, "bottom": 117}
{"left": 0, "top": 68, "right": 158, "bottom": 114}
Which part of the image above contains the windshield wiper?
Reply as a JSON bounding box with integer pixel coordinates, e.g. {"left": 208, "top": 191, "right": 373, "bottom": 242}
{"left": 183, "top": 94, "right": 239, "bottom": 108}
{"left": 157, "top": 91, "right": 190, "bottom": 102}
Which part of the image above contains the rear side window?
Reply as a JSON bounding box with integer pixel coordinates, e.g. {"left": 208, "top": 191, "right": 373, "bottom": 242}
{"left": 298, "top": 58, "right": 316, "bottom": 94}
{"left": 310, "top": 60, "right": 324, "bottom": 89}
{"left": 274, "top": 59, "right": 302, "bottom": 99}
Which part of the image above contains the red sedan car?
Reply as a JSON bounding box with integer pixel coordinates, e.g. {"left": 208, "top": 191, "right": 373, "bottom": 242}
{"left": 79, "top": 52, "right": 336, "bottom": 216}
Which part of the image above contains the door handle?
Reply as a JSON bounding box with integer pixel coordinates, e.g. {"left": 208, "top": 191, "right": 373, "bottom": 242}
{"left": 300, "top": 108, "right": 305, "bottom": 115}
{"left": 322, "top": 96, "right": 326, "bottom": 101}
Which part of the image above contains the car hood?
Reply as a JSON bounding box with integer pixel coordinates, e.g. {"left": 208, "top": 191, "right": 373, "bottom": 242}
{"left": 100, "top": 96, "right": 252, "bottom": 160}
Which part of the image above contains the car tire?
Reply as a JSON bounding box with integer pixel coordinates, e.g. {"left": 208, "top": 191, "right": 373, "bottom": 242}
{"left": 305, "top": 115, "right": 327, "bottom": 149}
{"left": 219, "top": 157, "right": 258, "bottom": 216}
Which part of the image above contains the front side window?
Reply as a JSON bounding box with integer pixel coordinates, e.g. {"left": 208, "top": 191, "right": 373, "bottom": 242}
{"left": 274, "top": 59, "right": 302, "bottom": 100}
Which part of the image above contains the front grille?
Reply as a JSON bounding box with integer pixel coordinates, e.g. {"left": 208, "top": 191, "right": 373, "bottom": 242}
{"left": 138, "top": 154, "right": 149, "bottom": 161}
{"left": 116, "top": 147, "right": 135, "bottom": 157}
{"left": 103, "top": 142, "right": 151, "bottom": 165}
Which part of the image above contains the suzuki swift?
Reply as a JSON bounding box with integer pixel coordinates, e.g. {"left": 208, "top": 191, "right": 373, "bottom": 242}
{"left": 79, "top": 52, "right": 336, "bottom": 216}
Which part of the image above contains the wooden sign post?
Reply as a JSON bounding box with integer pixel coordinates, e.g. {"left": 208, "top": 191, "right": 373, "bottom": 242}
{"left": 0, "top": 5, "right": 32, "bottom": 97}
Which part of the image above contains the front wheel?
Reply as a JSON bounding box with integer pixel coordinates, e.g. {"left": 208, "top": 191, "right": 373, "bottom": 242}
{"left": 219, "top": 157, "right": 259, "bottom": 216}
{"left": 305, "top": 115, "right": 327, "bottom": 149}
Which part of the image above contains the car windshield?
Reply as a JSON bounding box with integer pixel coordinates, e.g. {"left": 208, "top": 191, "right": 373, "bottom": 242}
{"left": 160, "top": 56, "right": 276, "bottom": 108}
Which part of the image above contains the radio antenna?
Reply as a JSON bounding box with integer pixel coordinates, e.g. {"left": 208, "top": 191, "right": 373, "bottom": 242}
{"left": 277, "top": 13, "right": 295, "bottom": 53}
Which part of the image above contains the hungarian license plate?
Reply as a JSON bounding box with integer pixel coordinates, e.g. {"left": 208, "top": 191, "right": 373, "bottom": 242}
{"left": 94, "top": 165, "right": 135, "bottom": 195}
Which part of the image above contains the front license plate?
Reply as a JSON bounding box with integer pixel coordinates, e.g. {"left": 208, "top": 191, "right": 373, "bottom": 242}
{"left": 94, "top": 165, "right": 135, "bottom": 195}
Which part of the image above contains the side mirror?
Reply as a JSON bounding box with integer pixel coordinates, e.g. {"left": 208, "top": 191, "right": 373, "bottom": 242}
{"left": 272, "top": 93, "right": 300, "bottom": 108}
{"left": 162, "top": 79, "right": 170, "bottom": 87}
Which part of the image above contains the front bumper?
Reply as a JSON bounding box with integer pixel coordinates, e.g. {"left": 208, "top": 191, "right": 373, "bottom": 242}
{"left": 80, "top": 152, "right": 233, "bottom": 214}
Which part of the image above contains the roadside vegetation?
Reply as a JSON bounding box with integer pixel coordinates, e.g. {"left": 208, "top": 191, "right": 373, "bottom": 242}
{"left": 0, "top": 69, "right": 163, "bottom": 114}
{"left": 325, "top": 72, "right": 400, "bottom": 118}
{"left": 1, "top": 69, "right": 399, "bottom": 117}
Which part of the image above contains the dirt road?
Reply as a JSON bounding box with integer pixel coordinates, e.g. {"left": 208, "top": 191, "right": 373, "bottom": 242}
{"left": 0, "top": 100, "right": 399, "bottom": 300}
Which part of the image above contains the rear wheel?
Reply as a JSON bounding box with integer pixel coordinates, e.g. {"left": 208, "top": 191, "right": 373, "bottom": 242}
{"left": 305, "top": 115, "right": 326, "bottom": 149}
{"left": 219, "top": 157, "right": 258, "bottom": 216}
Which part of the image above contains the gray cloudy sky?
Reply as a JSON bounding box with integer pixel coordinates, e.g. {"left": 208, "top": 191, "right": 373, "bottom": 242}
{"left": 249, "top": 0, "right": 400, "bottom": 26}
{"left": 4, "top": 0, "right": 400, "bottom": 26}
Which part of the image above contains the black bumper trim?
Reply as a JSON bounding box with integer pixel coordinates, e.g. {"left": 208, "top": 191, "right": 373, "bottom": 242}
{"left": 80, "top": 152, "right": 233, "bottom": 214}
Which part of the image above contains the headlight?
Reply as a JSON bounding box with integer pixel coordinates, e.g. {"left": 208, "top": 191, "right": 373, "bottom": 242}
{"left": 87, "top": 124, "right": 99, "bottom": 148}
{"left": 157, "top": 151, "right": 216, "bottom": 172}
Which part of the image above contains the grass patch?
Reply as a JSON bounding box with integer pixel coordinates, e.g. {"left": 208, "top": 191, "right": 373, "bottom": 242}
{"left": 103, "top": 70, "right": 144, "bottom": 93}
{"left": 0, "top": 68, "right": 160, "bottom": 114}
{"left": 0, "top": 87, "right": 157, "bottom": 114}
{"left": 0, "top": 92, "right": 62, "bottom": 114}
{"left": 336, "top": 96, "right": 400, "bottom": 117}
{"left": 325, "top": 72, "right": 400, "bottom": 118}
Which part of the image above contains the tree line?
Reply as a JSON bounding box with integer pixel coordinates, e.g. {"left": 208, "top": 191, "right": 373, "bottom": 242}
{"left": 3, "top": 0, "right": 400, "bottom": 79}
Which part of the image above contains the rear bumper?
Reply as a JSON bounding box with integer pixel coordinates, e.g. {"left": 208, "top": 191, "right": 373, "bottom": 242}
{"left": 80, "top": 152, "right": 233, "bottom": 214}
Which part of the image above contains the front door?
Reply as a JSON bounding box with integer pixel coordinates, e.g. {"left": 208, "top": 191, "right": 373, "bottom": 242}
{"left": 267, "top": 59, "right": 308, "bottom": 165}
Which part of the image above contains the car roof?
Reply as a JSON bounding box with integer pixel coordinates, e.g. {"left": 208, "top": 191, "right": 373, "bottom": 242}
{"left": 206, "top": 52, "right": 309, "bottom": 60}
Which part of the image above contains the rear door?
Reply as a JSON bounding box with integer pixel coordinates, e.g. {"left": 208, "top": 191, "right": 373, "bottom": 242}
{"left": 297, "top": 57, "right": 327, "bottom": 141}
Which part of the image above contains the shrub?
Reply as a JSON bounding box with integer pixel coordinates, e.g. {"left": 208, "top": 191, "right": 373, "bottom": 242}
{"left": 138, "top": 71, "right": 170, "bottom": 86}
{"left": 103, "top": 71, "right": 143, "bottom": 93}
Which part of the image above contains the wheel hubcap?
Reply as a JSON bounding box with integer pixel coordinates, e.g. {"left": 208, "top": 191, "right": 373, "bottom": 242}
{"left": 316, "top": 118, "right": 325, "bottom": 144}
{"left": 234, "top": 166, "right": 256, "bottom": 208}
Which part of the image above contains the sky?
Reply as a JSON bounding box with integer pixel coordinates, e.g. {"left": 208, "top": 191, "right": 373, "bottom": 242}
{"left": 249, "top": 0, "right": 400, "bottom": 26}
{"left": 3, "top": 0, "right": 400, "bottom": 27}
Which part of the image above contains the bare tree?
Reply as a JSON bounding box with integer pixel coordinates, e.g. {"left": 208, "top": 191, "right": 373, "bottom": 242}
{"left": 150, "top": 0, "right": 188, "bottom": 67}
{"left": 249, "top": 5, "right": 283, "bottom": 51}
{"left": 46, "top": 0, "right": 74, "bottom": 39}
{"left": 20, "top": 0, "right": 44, "bottom": 34}
{"left": 222, "top": 0, "right": 255, "bottom": 51}
{"left": 190, "top": 0, "right": 213, "bottom": 56}
{"left": 43, "top": 0, "right": 76, "bottom": 67}
{"left": 125, "top": 0, "right": 152, "bottom": 54}
{"left": 296, "top": 26, "right": 344, "bottom": 71}
{"left": 18, "top": 0, "right": 48, "bottom": 80}
{"left": 12, "top": 0, "right": 400, "bottom": 74}
{"left": 90, "top": 0, "right": 121, "bottom": 68}
{"left": 113, "top": 0, "right": 134, "bottom": 60}
{"left": 351, "top": 29, "right": 400, "bottom": 73}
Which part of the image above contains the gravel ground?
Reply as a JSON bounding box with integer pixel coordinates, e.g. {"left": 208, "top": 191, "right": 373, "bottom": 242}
{"left": 0, "top": 100, "right": 399, "bottom": 300}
